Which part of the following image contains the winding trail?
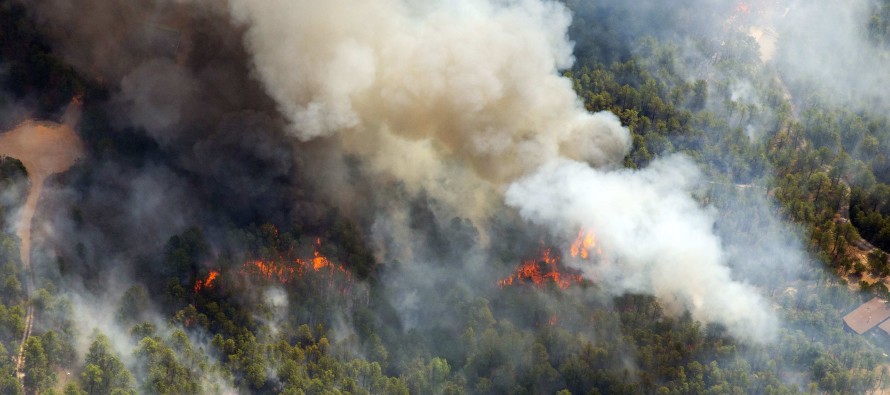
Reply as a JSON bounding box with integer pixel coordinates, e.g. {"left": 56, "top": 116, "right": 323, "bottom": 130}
{"left": 0, "top": 99, "right": 83, "bottom": 385}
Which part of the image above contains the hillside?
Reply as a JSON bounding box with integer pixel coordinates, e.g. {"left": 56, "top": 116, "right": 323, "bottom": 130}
{"left": 2, "top": 0, "right": 890, "bottom": 394}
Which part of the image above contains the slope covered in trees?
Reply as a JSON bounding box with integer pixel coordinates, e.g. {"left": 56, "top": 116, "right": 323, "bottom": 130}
{"left": 3, "top": 0, "right": 890, "bottom": 394}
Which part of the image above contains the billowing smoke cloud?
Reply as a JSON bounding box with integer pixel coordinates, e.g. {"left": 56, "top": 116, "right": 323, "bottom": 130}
{"left": 12, "top": 0, "right": 887, "bottom": 390}
{"left": 505, "top": 156, "right": 778, "bottom": 342}
{"left": 226, "top": 0, "right": 630, "bottom": 184}
{"left": 224, "top": 0, "right": 778, "bottom": 341}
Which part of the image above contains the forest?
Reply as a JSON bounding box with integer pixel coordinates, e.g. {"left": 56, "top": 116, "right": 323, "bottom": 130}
{"left": 2, "top": 0, "right": 890, "bottom": 394}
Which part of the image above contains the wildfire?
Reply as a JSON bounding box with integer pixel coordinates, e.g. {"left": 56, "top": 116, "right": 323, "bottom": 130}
{"left": 498, "top": 248, "right": 583, "bottom": 290}
{"left": 499, "top": 229, "right": 603, "bottom": 290}
{"left": 242, "top": 259, "right": 299, "bottom": 283}
{"left": 240, "top": 238, "right": 351, "bottom": 286}
{"left": 194, "top": 270, "right": 219, "bottom": 292}
{"left": 310, "top": 238, "right": 336, "bottom": 270}
{"left": 570, "top": 229, "right": 601, "bottom": 259}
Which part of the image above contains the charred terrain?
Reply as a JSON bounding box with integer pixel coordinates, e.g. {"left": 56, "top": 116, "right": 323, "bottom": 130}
{"left": 2, "top": 0, "right": 890, "bottom": 394}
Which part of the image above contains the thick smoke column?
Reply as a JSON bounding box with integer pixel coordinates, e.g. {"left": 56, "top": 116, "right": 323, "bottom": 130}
{"left": 225, "top": 0, "right": 779, "bottom": 341}
{"left": 226, "top": 0, "right": 629, "bottom": 183}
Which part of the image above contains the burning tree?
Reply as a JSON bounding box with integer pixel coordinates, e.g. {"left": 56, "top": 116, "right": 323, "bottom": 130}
{"left": 498, "top": 230, "right": 601, "bottom": 290}
{"left": 193, "top": 270, "right": 219, "bottom": 292}
{"left": 240, "top": 238, "right": 353, "bottom": 293}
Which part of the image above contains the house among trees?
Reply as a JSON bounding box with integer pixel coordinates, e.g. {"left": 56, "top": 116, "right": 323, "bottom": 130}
{"left": 843, "top": 297, "right": 890, "bottom": 335}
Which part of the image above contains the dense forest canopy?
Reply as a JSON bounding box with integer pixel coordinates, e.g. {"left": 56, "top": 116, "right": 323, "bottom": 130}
{"left": 2, "top": 0, "right": 890, "bottom": 394}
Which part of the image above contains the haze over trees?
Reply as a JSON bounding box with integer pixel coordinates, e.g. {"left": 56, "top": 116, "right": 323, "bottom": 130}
{"left": 2, "top": 0, "right": 890, "bottom": 394}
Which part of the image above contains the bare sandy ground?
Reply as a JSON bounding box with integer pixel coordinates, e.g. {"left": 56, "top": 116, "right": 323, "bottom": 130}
{"left": 0, "top": 100, "right": 84, "bottom": 267}
{"left": 0, "top": 99, "right": 84, "bottom": 379}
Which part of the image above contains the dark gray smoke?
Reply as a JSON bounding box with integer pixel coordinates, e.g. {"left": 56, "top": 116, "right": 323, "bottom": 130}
{"left": 13, "top": 0, "right": 874, "bottom": 379}
{"left": 218, "top": 0, "right": 785, "bottom": 341}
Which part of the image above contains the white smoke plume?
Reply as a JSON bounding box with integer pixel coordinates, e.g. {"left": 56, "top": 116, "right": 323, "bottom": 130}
{"left": 505, "top": 156, "right": 778, "bottom": 342}
{"left": 222, "top": 0, "right": 778, "bottom": 341}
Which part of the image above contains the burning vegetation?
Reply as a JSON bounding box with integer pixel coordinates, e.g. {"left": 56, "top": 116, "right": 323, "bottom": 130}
{"left": 240, "top": 238, "right": 352, "bottom": 286}
{"left": 190, "top": 239, "right": 353, "bottom": 295}
{"left": 570, "top": 229, "right": 602, "bottom": 259}
{"left": 498, "top": 230, "right": 600, "bottom": 289}
{"left": 193, "top": 270, "right": 219, "bottom": 292}
{"left": 9, "top": 0, "right": 890, "bottom": 392}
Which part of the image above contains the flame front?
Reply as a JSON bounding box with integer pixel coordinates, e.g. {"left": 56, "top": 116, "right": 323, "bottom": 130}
{"left": 499, "top": 229, "right": 603, "bottom": 290}
{"left": 241, "top": 239, "right": 351, "bottom": 288}
{"left": 498, "top": 248, "right": 582, "bottom": 290}
{"left": 242, "top": 259, "right": 299, "bottom": 283}
{"left": 194, "top": 270, "right": 220, "bottom": 292}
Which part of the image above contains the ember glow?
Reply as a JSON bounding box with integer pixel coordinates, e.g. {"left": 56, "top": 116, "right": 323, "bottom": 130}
{"left": 241, "top": 239, "right": 351, "bottom": 285}
{"left": 194, "top": 270, "right": 219, "bottom": 292}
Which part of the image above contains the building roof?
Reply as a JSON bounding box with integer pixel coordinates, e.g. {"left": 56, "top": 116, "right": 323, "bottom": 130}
{"left": 843, "top": 297, "right": 890, "bottom": 334}
{"left": 878, "top": 316, "right": 890, "bottom": 337}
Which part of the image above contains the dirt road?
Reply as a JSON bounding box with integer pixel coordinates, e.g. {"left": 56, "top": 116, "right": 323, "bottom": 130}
{"left": 0, "top": 99, "right": 84, "bottom": 383}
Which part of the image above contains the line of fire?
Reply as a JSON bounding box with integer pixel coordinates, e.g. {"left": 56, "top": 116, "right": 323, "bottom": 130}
{"left": 192, "top": 237, "right": 354, "bottom": 297}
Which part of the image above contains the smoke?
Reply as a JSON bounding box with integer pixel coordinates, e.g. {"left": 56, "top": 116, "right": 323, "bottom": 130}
{"left": 258, "top": 286, "right": 288, "bottom": 338}
{"left": 10, "top": 0, "right": 890, "bottom": 390}
{"left": 0, "top": 157, "right": 28, "bottom": 238}
{"left": 221, "top": 0, "right": 781, "bottom": 342}
{"left": 115, "top": 58, "right": 198, "bottom": 143}
{"left": 627, "top": 0, "right": 890, "bottom": 114}
{"left": 15, "top": 0, "right": 864, "bottom": 376}
{"left": 505, "top": 156, "right": 778, "bottom": 342}
{"left": 771, "top": 0, "right": 890, "bottom": 111}
{"left": 16, "top": 0, "right": 307, "bottom": 279}
{"left": 226, "top": 0, "right": 629, "bottom": 184}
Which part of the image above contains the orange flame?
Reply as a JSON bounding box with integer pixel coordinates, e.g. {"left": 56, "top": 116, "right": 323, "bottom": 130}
{"left": 570, "top": 229, "right": 602, "bottom": 259}
{"left": 311, "top": 238, "right": 335, "bottom": 270}
{"left": 240, "top": 238, "right": 352, "bottom": 288}
{"left": 499, "top": 229, "right": 603, "bottom": 290}
{"left": 242, "top": 259, "right": 299, "bottom": 283}
{"left": 194, "top": 270, "right": 220, "bottom": 292}
{"left": 498, "top": 248, "right": 582, "bottom": 290}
